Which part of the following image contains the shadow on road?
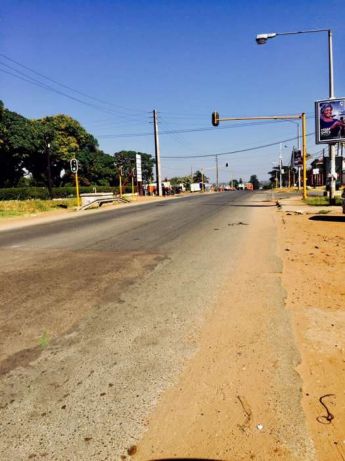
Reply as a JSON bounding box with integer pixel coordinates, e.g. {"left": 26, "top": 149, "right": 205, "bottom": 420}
{"left": 309, "top": 215, "right": 345, "bottom": 222}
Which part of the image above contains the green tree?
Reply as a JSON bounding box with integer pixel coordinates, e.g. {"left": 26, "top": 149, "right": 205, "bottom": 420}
{"left": 249, "top": 174, "right": 261, "bottom": 190}
{"left": 170, "top": 175, "right": 192, "bottom": 190}
{"left": 30, "top": 115, "right": 100, "bottom": 187}
{"left": 113, "top": 151, "right": 155, "bottom": 185}
{"left": 230, "top": 179, "right": 239, "bottom": 188}
{"left": 0, "top": 101, "right": 39, "bottom": 187}
{"left": 193, "top": 170, "right": 209, "bottom": 183}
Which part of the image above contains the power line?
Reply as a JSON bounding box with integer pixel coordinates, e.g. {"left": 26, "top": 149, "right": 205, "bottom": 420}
{"left": 0, "top": 65, "right": 132, "bottom": 117}
{"left": 0, "top": 53, "right": 147, "bottom": 116}
{"left": 160, "top": 133, "right": 315, "bottom": 159}
{"left": 96, "top": 115, "right": 315, "bottom": 138}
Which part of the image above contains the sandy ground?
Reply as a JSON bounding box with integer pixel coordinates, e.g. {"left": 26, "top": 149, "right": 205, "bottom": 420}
{"left": 277, "top": 204, "right": 345, "bottom": 461}
{"left": 131, "top": 198, "right": 345, "bottom": 461}
{"left": 132, "top": 202, "right": 314, "bottom": 461}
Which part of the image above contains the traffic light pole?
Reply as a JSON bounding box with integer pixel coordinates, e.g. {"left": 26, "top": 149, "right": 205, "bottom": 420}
{"left": 212, "top": 112, "right": 308, "bottom": 199}
{"left": 215, "top": 155, "right": 219, "bottom": 189}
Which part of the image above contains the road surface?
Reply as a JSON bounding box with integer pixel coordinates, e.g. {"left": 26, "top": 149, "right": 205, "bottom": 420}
{"left": 0, "top": 192, "right": 314, "bottom": 460}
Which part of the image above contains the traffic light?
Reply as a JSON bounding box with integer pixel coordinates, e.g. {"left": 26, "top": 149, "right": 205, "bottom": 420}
{"left": 70, "top": 158, "right": 78, "bottom": 173}
{"left": 212, "top": 111, "right": 219, "bottom": 127}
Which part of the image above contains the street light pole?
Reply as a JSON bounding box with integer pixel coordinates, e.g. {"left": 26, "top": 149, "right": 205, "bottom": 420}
{"left": 256, "top": 28, "right": 336, "bottom": 203}
{"left": 327, "top": 30, "right": 337, "bottom": 204}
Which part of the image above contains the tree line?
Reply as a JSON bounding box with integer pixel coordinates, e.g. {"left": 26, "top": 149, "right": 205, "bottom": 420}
{"left": 0, "top": 101, "right": 155, "bottom": 189}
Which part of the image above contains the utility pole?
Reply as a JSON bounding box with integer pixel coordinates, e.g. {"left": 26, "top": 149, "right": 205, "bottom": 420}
{"left": 215, "top": 155, "right": 219, "bottom": 189}
{"left": 153, "top": 110, "right": 162, "bottom": 196}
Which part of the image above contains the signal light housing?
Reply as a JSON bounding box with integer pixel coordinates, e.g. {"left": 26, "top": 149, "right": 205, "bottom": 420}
{"left": 212, "top": 111, "right": 219, "bottom": 127}
{"left": 70, "top": 158, "right": 78, "bottom": 173}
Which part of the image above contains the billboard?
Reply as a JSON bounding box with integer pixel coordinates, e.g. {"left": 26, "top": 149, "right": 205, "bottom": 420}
{"left": 315, "top": 98, "right": 345, "bottom": 144}
{"left": 293, "top": 149, "right": 303, "bottom": 167}
{"left": 136, "top": 154, "right": 142, "bottom": 182}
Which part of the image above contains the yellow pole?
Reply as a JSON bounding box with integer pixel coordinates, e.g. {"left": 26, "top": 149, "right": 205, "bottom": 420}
{"left": 302, "top": 112, "right": 307, "bottom": 200}
{"left": 75, "top": 171, "right": 80, "bottom": 207}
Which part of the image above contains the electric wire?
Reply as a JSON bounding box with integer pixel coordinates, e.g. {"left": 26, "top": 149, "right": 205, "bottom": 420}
{"left": 0, "top": 53, "right": 147, "bottom": 116}
{"left": 0, "top": 65, "right": 139, "bottom": 119}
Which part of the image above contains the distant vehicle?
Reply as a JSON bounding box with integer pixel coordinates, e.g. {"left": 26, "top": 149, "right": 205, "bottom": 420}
{"left": 245, "top": 182, "right": 254, "bottom": 191}
{"left": 237, "top": 183, "right": 245, "bottom": 190}
{"left": 190, "top": 183, "right": 202, "bottom": 192}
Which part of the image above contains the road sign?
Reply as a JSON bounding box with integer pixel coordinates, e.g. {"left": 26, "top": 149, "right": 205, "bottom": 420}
{"left": 70, "top": 158, "right": 78, "bottom": 173}
{"left": 136, "top": 154, "right": 142, "bottom": 182}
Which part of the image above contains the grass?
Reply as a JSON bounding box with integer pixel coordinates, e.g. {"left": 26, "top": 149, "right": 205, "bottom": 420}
{"left": 0, "top": 198, "right": 77, "bottom": 218}
{"left": 38, "top": 331, "right": 50, "bottom": 349}
{"left": 305, "top": 196, "right": 343, "bottom": 206}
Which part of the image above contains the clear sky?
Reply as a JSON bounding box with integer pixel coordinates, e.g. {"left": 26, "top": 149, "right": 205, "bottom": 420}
{"left": 1, "top": 0, "right": 345, "bottom": 183}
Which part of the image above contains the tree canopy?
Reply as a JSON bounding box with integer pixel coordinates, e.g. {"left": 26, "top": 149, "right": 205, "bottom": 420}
{"left": 113, "top": 151, "right": 155, "bottom": 185}
{"left": 193, "top": 170, "right": 209, "bottom": 183}
{"left": 249, "top": 175, "right": 261, "bottom": 190}
{"left": 0, "top": 101, "right": 153, "bottom": 189}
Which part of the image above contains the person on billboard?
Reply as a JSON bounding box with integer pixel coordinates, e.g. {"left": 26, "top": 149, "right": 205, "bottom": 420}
{"left": 320, "top": 103, "right": 345, "bottom": 140}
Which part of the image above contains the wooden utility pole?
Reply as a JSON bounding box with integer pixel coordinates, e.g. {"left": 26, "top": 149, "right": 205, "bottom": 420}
{"left": 153, "top": 110, "right": 162, "bottom": 196}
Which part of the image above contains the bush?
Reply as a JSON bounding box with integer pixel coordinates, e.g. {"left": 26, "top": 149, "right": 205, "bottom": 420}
{"left": 0, "top": 186, "right": 136, "bottom": 201}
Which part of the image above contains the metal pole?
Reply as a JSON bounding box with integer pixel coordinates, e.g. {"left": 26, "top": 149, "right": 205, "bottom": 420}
{"left": 298, "top": 166, "right": 301, "bottom": 191}
{"left": 119, "top": 171, "right": 122, "bottom": 198}
{"left": 328, "top": 30, "right": 336, "bottom": 204}
{"left": 216, "top": 154, "right": 219, "bottom": 189}
{"left": 279, "top": 144, "right": 282, "bottom": 188}
{"left": 302, "top": 113, "right": 307, "bottom": 200}
{"left": 46, "top": 142, "right": 53, "bottom": 200}
{"left": 75, "top": 170, "right": 80, "bottom": 207}
{"left": 153, "top": 110, "right": 162, "bottom": 197}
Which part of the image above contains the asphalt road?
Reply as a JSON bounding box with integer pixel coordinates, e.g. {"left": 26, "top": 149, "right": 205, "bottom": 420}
{"left": 0, "top": 191, "right": 289, "bottom": 460}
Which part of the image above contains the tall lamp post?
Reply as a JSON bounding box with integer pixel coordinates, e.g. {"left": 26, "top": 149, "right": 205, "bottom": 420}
{"left": 256, "top": 28, "right": 336, "bottom": 203}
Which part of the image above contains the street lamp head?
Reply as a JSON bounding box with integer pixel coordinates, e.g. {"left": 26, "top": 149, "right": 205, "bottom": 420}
{"left": 255, "top": 33, "right": 277, "bottom": 45}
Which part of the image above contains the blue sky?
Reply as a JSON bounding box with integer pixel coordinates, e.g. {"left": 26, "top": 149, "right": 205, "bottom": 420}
{"left": 1, "top": 0, "right": 345, "bottom": 183}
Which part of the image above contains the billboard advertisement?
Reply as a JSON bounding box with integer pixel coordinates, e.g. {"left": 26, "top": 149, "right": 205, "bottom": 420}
{"left": 136, "top": 154, "right": 142, "bottom": 182}
{"left": 292, "top": 149, "right": 303, "bottom": 167}
{"left": 315, "top": 98, "right": 345, "bottom": 144}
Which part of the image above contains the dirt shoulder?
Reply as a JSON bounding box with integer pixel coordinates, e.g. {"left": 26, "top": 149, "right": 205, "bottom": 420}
{"left": 277, "top": 200, "right": 345, "bottom": 460}
{"left": 133, "top": 201, "right": 315, "bottom": 461}
{"left": 132, "top": 196, "right": 345, "bottom": 461}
